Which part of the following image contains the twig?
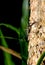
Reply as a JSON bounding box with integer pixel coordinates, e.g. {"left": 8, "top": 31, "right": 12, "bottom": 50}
{"left": 0, "top": 46, "right": 22, "bottom": 60}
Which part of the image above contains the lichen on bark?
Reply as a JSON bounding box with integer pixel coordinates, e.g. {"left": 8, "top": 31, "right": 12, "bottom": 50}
{"left": 27, "top": 0, "right": 45, "bottom": 65}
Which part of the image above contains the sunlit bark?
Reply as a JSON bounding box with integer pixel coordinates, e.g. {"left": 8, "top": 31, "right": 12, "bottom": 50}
{"left": 27, "top": 0, "right": 45, "bottom": 65}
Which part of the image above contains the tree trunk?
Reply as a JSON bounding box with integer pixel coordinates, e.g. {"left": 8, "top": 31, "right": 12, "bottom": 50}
{"left": 27, "top": 0, "right": 45, "bottom": 65}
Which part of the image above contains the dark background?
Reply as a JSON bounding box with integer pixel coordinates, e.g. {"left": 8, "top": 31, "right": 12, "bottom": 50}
{"left": 0, "top": 0, "right": 23, "bottom": 65}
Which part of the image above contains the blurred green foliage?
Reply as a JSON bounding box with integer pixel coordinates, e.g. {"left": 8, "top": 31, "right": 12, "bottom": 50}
{"left": 0, "top": 0, "right": 29, "bottom": 65}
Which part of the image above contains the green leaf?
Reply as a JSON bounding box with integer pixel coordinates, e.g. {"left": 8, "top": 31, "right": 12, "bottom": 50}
{"left": 19, "top": 36, "right": 28, "bottom": 65}
{"left": 20, "top": 0, "right": 29, "bottom": 65}
{"left": 22, "top": 0, "right": 29, "bottom": 19}
{"left": 36, "top": 52, "right": 45, "bottom": 65}
{"left": 0, "top": 29, "right": 15, "bottom": 65}
{"left": 0, "top": 36, "right": 19, "bottom": 40}
{"left": 21, "top": 0, "right": 29, "bottom": 33}
{"left": 0, "top": 23, "right": 20, "bottom": 36}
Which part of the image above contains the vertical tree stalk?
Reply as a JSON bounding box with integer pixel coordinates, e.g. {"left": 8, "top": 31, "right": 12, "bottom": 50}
{"left": 27, "top": 0, "right": 45, "bottom": 65}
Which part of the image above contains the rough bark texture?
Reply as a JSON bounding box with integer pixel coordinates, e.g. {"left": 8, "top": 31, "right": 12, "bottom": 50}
{"left": 27, "top": 0, "right": 45, "bottom": 65}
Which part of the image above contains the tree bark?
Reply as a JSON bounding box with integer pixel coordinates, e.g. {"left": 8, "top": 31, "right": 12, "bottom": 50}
{"left": 27, "top": 0, "right": 45, "bottom": 65}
